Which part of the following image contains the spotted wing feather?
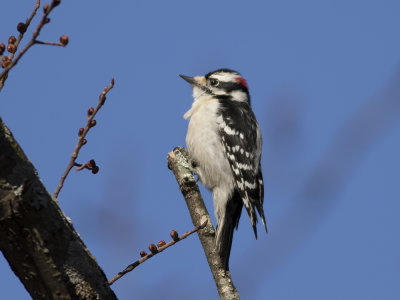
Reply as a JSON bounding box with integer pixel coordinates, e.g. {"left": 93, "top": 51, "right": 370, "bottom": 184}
{"left": 217, "top": 98, "right": 267, "bottom": 236}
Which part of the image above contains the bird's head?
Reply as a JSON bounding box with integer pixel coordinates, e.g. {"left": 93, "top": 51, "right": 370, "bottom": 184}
{"left": 180, "top": 69, "right": 250, "bottom": 103}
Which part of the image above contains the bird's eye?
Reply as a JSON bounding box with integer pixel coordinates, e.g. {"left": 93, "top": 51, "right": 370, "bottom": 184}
{"left": 210, "top": 78, "right": 219, "bottom": 87}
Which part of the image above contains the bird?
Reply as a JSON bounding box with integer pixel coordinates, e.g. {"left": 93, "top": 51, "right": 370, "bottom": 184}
{"left": 180, "top": 68, "right": 267, "bottom": 270}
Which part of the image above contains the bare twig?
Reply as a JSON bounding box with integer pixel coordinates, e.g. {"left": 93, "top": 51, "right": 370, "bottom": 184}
{"left": 168, "top": 147, "right": 240, "bottom": 300}
{"left": 0, "top": 0, "right": 63, "bottom": 92}
{"left": 73, "top": 159, "right": 99, "bottom": 174}
{"left": 7, "top": 1, "right": 40, "bottom": 61}
{"left": 34, "top": 40, "right": 64, "bottom": 47}
{"left": 108, "top": 220, "right": 208, "bottom": 285}
{"left": 53, "top": 78, "right": 115, "bottom": 199}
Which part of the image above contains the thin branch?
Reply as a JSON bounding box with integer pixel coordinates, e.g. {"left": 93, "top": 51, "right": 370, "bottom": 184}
{"left": 108, "top": 220, "right": 208, "bottom": 285}
{"left": 168, "top": 147, "right": 240, "bottom": 300}
{"left": 0, "top": 0, "right": 62, "bottom": 92}
{"left": 73, "top": 160, "right": 99, "bottom": 173}
{"left": 8, "top": 0, "right": 40, "bottom": 62}
{"left": 34, "top": 40, "right": 64, "bottom": 47}
{"left": 53, "top": 78, "right": 115, "bottom": 198}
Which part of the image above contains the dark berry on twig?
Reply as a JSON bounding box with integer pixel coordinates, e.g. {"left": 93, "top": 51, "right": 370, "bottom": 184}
{"left": 91, "top": 166, "right": 99, "bottom": 174}
{"left": 88, "top": 159, "right": 96, "bottom": 168}
{"left": 17, "top": 22, "right": 27, "bottom": 34}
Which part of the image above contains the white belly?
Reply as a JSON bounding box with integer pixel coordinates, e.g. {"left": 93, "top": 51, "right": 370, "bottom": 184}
{"left": 185, "top": 98, "right": 233, "bottom": 191}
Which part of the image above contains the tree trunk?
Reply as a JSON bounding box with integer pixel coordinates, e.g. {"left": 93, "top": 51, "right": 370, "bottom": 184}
{"left": 0, "top": 117, "right": 117, "bottom": 300}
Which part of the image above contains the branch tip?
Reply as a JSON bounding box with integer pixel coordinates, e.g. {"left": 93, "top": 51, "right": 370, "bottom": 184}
{"left": 108, "top": 222, "right": 204, "bottom": 285}
{"left": 54, "top": 79, "right": 114, "bottom": 198}
{"left": 59, "top": 35, "right": 68, "bottom": 46}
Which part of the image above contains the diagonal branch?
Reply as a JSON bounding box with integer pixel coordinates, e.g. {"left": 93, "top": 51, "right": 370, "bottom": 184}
{"left": 53, "top": 78, "right": 115, "bottom": 198}
{"left": 108, "top": 220, "right": 208, "bottom": 285}
{"left": 168, "top": 147, "right": 240, "bottom": 300}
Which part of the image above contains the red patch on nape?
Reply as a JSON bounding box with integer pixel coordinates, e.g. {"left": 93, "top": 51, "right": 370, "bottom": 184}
{"left": 235, "top": 77, "right": 248, "bottom": 89}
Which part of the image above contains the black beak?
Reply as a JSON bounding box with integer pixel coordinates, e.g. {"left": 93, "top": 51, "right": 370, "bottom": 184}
{"left": 179, "top": 74, "right": 213, "bottom": 94}
{"left": 179, "top": 74, "right": 196, "bottom": 85}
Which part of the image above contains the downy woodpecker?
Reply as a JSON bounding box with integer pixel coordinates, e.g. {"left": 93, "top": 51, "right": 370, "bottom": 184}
{"left": 180, "top": 69, "right": 267, "bottom": 270}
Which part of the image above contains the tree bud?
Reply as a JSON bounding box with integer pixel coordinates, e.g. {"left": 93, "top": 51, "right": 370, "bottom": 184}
{"left": 87, "top": 107, "right": 94, "bottom": 116}
{"left": 17, "top": 22, "right": 27, "bottom": 34}
{"left": 8, "top": 36, "right": 16, "bottom": 44}
{"left": 59, "top": 35, "right": 68, "bottom": 46}
{"left": 170, "top": 230, "right": 179, "bottom": 241}
{"left": 0, "top": 43, "right": 5, "bottom": 55}
{"left": 149, "top": 244, "right": 158, "bottom": 254}
{"left": 91, "top": 166, "right": 99, "bottom": 174}
{"left": 7, "top": 44, "right": 16, "bottom": 54}
{"left": 1, "top": 56, "right": 11, "bottom": 68}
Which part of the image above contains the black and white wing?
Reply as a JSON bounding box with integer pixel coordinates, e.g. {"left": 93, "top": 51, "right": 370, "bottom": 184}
{"left": 217, "top": 98, "right": 267, "bottom": 237}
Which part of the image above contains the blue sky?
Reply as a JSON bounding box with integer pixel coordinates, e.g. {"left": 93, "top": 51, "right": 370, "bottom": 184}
{"left": 1, "top": 1, "right": 399, "bottom": 299}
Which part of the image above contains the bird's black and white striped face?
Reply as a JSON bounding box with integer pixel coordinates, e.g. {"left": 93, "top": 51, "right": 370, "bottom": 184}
{"left": 180, "top": 69, "right": 250, "bottom": 103}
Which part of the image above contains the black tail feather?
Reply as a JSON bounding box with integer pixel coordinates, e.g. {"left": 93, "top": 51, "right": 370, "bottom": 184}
{"left": 216, "top": 190, "right": 243, "bottom": 271}
{"left": 255, "top": 165, "right": 267, "bottom": 233}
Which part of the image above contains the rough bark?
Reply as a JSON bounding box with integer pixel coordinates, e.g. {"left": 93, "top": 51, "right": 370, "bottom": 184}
{"left": 168, "top": 147, "right": 240, "bottom": 300}
{"left": 0, "top": 117, "right": 117, "bottom": 300}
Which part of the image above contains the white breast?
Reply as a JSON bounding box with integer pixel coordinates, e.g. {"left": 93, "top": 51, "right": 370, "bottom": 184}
{"left": 184, "top": 95, "right": 234, "bottom": 191}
